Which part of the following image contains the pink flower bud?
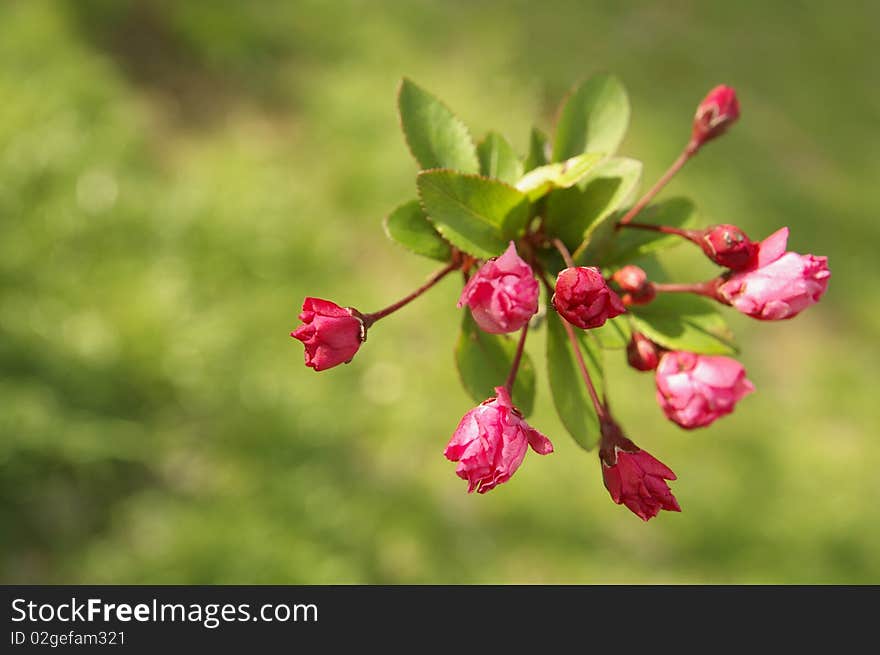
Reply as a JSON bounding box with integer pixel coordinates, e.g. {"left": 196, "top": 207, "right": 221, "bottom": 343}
{"left": 626, "top": 332, "right": 660, "bottom": 371}
{"left": 553, "top": 266, "right": 626, "bottom": 330}
{"left": 655, "top": 351, "right": 755, "bottom": 429}
{"left": 291, "top": 297, "right": 366, "bottom": 371}
{"left": 599, "top": 430, "right": 680, "bottom": 521}
{"left": 612, "top": 265, "right": 655, "bottom": 306}
{"left": 691, "top": 85, "right": 740, "bottom": 148}
{"left": 716, "top": 227, "right": 831, "bottom": 320}
{"left": 699, "top": 224, "right": 758, "bottom": 270}
{"left": 458, "top": 241, "right": 539, "bottom": 334}
{"left": 444, "top": 386, "right": 553, "bottom": 494}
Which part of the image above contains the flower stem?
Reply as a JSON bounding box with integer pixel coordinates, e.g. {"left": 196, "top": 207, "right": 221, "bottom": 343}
{"left": 362, "top": 261, "right": 458, "bottom": 328}
{"left": 561, "top": 314, "right": 609, "bottom": 421}
{"left": 616, "top": 142, "right": 698, "bottom": 229}
{"left": 619, "top": 221, "right": 699, "bottom": 241}
{"left": 652, "top": 280, "right": 719, "bottom": 299}
{"left": 536, "top": 268, "right": 608, "bottom": 422}
{"left": 503, "top": 323, "right": 529, "bottom": 394}
{"left": 551, "top": 238, "right": 576, "bottom": 269}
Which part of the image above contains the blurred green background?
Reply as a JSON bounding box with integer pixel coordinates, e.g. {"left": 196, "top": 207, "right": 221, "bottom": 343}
{"left": 2, "top": 0, "right": 878, "bottom": 584}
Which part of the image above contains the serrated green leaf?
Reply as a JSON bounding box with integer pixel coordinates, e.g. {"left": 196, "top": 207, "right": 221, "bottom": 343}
{"left": 603, "top": 197, "right": 697, "bottom": 265}
{"left": 383, "top": 200, "right": 452, "bottom": 261}
{"left": 552, "top": 73, "right": 630, "bottom": 162}
{"left": 514, "top": 153, "right": 604, "bottom": 202}
{"left": 417, "top": 170, "right": 530, "bottom": 259}
{"left": 630, "top": 294, "right": 738, "bottom": 355}
{"left": 398, "top": 78, "right": 479, "bottom": 173}
{"left": 546, "top": 310, "right": 604, "bottom": 450}
{"left": 477, "top": 131, "right": 523, "bottom": 185}
{"left": 524, "top": 127, "right": 549, "bottom": 171}
{"left": 592, "top": 315, "right": 632, "bottom": 349}
{"left": 544, "top": 157, "right": 642, "bottom": 253}
{"left": 455, "top": 313, "right": 536, "bottom": 416}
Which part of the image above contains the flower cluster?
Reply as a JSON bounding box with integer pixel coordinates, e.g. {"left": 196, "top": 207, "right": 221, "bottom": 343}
{"left": 291, "top": 78, "right": 830, "bottom": 520}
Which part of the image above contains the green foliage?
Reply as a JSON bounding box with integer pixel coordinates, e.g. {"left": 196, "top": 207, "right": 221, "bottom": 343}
{"left": 383, "top": 200, "right": 452, "bottom": 261}
{"left": 592, "top": 316, "right": 632, "bottom": 350}
{"left": 544, "top": 157, "right": 643, "bottom": 253}
{"left": 603, "top": 198, "right": 697, "bottom": 265}
{"left": 570, "top": 158, "right": 644, "bottom": 261}
{"left": 546, "top": 311, "right": 604, "bottom": 450}
{"left": 477, "top": 131, "right": 523, "bottom": 184}
{"left": 630, "top": 294, "right": 738, "bottom": 355}
{"left": 398, "top": 78, "right": 479, "bottom": 173}
{"left": 524, "top": 127, "right": 550, "bottom": 171}
{"left": 514, "top": 153, "right": 604, "bottom": 202}
{"left": 417, "top": 170, "right": 529, "bottom": 258}
{"left": 455, "top": 313, "right": 536, "bottom": 416}
{"left": 552, "top": 73, "right": 630, "bottom": 162}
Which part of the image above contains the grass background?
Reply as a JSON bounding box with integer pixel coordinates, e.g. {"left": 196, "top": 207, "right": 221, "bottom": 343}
{"left": 1, "top": 0, "right": 877, "bottom": 583}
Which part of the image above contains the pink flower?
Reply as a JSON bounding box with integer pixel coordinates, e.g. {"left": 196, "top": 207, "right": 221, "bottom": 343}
{"left": 691, "top": 85, "right": 740, "bottom": 148}
{"left": 698, "top": 223, "right": 758, "bottom": 270}
{"left": 444, "top": 386, "right": 553, "bottom": 494}
{"left": 655, "top": 351, "right": 754, "bottom": 429}
{"left": 458, "top": 241, "right": 538, "bottom": 334}
{"left": 601, "top": 444, "right": 680, "bottom": 522}
{"left": 291, "top": 297, "right": 365, "bottom": 371}
{"left": 626, "top": 332, "right": 660, "bottom": 372}
{"left": 716, "top": 227, "right": 831, "bottom": 320}
{"left": 553, "top": 266, "right": 626, "bottom": 329}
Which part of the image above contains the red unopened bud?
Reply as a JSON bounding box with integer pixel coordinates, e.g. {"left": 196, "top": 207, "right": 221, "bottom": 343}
{"left": 553, "top": 266, "right": 626, "bottom": 330}
{"left": 691, "top": 85, "right": 740, "bottom": 149}
{"left": 626, "top": 332, "right": 660, "bottom": 371}
{"left": 612, "top": 265, "right": 655, "bottom": 306}
{"left": 291, "top": 297, "right": 366, "bottom": 371}
{"left": 598, "top": 420, "right": 680, "bottom": 522}
{"left": 699, "top": 224, "right": 758, "bottom": 270}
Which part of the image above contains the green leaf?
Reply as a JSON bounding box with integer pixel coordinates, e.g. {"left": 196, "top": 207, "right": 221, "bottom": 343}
{"left": 625, "top": 252, "right": 670, "bottom": 283}
{"left": 592, "top": 316, "right": 632, "bottom": 350}
{"left": 397, "top": 78, "right": 479, "bottom": 173}
{"left": 455, "top": 313, "right": 536, "bottom": 416}
{"left": 544, "top": 157, "right": 643, "bottom": 253}
{"left": 524, "top": 127, "right": 549, "bottom": 171}
{"left": 546, "top": 310, "right": 604, "bottom": 450}
{"left": 383, "top": 200, "right": 452, "bottom": 261}
{"left": 417, "top": 170, "right": 530, "bottom": 259}
{"left": 603, "top": 197, "right": 697, "bottom": 265}
{"left": 477, "top": 131, "right": 523, "bottom": 185}
{"left": 552, "top": 73, "right": 630, "bottom": 162}
{"left": 535, "top": 247, "right": 567, "bottom": 282}
{"left": 513, "top": 153, "right": 604, "bottom": 202}
{"left": 630, "top": 294, "right": 738, "bottom": 355}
